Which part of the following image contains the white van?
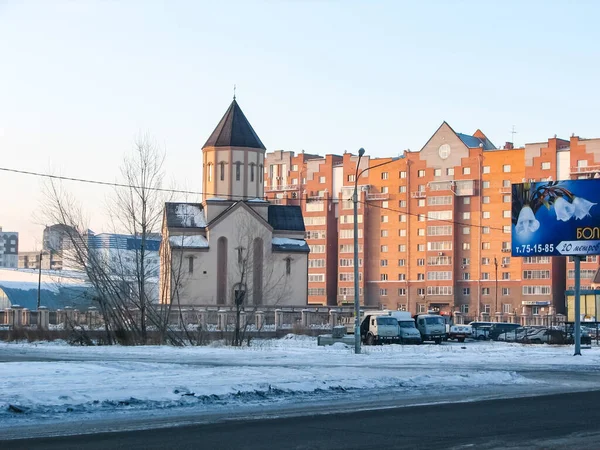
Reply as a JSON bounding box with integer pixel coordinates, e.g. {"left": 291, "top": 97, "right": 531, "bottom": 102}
{"left": 390, "top": 311, "right": 422, "bottom": 344}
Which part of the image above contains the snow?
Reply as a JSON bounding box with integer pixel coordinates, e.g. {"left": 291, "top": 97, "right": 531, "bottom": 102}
{"left": 272, "top": 237, "right": 306, "bottom": 246}
{"left": 175, "top": 204, "right": 206, "bottom": 228}
{"left": 1, "top": 339, "right": 600, "bottom": 426}
{"left": 169, "top": 235, "right": 209, "bottom": 248}
{"left": 247, "top": 198, "right": 268, "bottom": 203}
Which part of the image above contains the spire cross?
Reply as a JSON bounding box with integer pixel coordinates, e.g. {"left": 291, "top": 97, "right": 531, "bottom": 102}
{"left": 233, "top": 84, "right": 236, "bottom": 100}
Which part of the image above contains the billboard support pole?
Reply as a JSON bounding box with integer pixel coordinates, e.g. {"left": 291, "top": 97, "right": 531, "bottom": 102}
{"left": 574, "top": 256, "right": 583, "bottom": 356}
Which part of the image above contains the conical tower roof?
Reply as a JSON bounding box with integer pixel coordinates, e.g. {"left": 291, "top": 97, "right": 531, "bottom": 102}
{"left": 202, "top": 99, "right": 266, "bottom": 150}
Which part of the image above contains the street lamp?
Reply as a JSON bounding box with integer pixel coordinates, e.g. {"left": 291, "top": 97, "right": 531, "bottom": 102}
{"left": 494, "top": 257, "right": 499, "bottom": 320}
{"left": 353, "top": 149, "right": 401, "bottom": 354}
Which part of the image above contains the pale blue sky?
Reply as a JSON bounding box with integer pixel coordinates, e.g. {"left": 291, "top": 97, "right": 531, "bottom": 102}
{"left": 1, "top": 0, "right": 598, "bottom": 250}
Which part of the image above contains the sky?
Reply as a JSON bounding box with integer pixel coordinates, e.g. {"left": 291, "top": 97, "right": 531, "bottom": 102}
{"left": 1, "top": 0, "right": 599, "bottom": 250}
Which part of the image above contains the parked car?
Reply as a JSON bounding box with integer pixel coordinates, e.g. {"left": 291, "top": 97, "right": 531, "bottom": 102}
{"left": 448, "top": 324, "right": 472, "bottom": 342}
{"left": 497, "top": 327, "right": 532, "bottom": 342}
{"left": 390, "top": 311, "right": 422, "bottom": 344}
{"left": 488, "top": 323, "right": 521, "bottom": 341}
{"left": 526, "top": 328, "right": 567, "bottom": 344}
{"left": 470, "top": 323, "right": 493, "bottom": 340}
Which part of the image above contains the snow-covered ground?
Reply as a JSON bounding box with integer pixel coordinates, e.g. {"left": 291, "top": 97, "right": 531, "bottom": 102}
{"left": 1, "top": 336, "right": 600, "bottom": 433}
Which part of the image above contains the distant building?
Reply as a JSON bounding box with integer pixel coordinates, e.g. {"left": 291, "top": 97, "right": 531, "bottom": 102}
{"left": 43, "top": 224, "right": 77, "bottom": 254}
{"left": 0, "top": 227, "right": 18, "bottom": 268}
{"left": 18, "top": 250, "right": 63, "bottom": 271}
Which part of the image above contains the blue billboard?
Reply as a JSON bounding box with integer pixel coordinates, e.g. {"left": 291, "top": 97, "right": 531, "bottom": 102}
{"left": 512, "top": 180, "right": 600, "bottom": 257}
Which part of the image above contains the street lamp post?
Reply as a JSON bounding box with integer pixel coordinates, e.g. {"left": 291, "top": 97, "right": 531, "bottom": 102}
{"left": 494, "top": 257, "right": 498, "bottom": 320}
{"left": 353, "top": 149, "right": 401, "bottom": 354}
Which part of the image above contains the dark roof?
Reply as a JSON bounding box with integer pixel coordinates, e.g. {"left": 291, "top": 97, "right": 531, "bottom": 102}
{"left": 203, "top": 99, "right": 266, "bottom": 150}
{"left": 0, "top": 284, "right": 96, "bottom": 311}
{"left": 457, "top": 132, "right": 496, "bottom": 150}
{"left": 165, "top": 203, "right": 207, "bottom": 228}
{"left": 268, "top": 205, "right": 306, "bottom": 232}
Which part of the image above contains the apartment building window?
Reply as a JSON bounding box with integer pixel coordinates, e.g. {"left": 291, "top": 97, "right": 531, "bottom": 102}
{"left": 482, "top": 257, "right": 490, "bottom": 265}
{"left": 482, "top": 181, "right": 490, "bottom": 189}
{"left": 502, "top": 288, "right": 511, "bottom": 296}
{"left": 503, "top": 210, "right": 511, "bottom": 218}
{"left": 417, "top": 303, "right": 426, "bottom": 312}
{"left": 306, "top": 201, "right": 324, "bottom": 212}
{"left": 340, "top": 258, "right": 363, "bottom": 267}
{"left": 502, "top": 180, "right": 511, "bottom": 188}
{"left": 463, "top": 197, "right": 470, "bottom": 205}
{"left": 460, "top": 304, "right": 470, "bottom": 314}
{"left": 399, "top": 185, "right": 407, "bottom": 193}
{"left": 428, "top": 196, "right": 452, "bottom": 206}
{"left": 482, "top": 287, "right": 490, "bottom": 295}
{"left": 427, "top": 286, "right": 453, "bottom": 296}
{"left": 398, "top": 273, "right": 406, "bottom": 281}
{"left": 483, "top": 196, "right": 490, "bottom": 204}
{"left": 418, "top": 184, "right": 426, "bottom": 192}
{"left": 308, "top": 259, "right": 326, "bottom": 268}
{"left": 399, "top": 200, "right": 407, "bottom": 208}
{"left": 417, "top": 258, "right": 425, "bottom": 266}
{"left": 418, "top": 214, "right": 426, "bottom": 221}
{"left": 434, "top": 168, "right": 442, "bottom": 176}
{"left": 427, "top": 271, "right": 451, "bottom": 280}
{"left": 398, "top": 259, "right": 406, "bottom": 266}
{"left": 503, "top": 164, "right": 511, "bottom": 173}
{"left": 463, "top": 227, "right": 470, "bottom": 235}
{"left": 399, "top": 214, "right": 407, "bottom": 222}
{"left": 399, "top": 244, "right": 406, "bottom": 252}
{"left": 399, "top": 229, "right": 406, "bottom": 237}
{"left": 306, "top": 230, "right": 326, "bottom": 240}
{"left": 482, "top": 242, "right": 491, "bottom": 250}
{"left": 348, "top": 174, "right": 356, "bottom": 182}
{"left": 482, "top": 273, "right": 490, "bottom": 280}
{"left": 463, "top": 212, "right": 470, "bottom": 220}
{"left": 417, "top": 244, "right": 425, "bottom": 252}
{"left": 523, "top": 256, "right": 550, "bottom": 264}
{"left": 398, "top": 288, "right": 406, "bottom": 296}
{"left": 339, "top": 273, "right": 354, "bottom": 282}
{"left": 318, "top": 176, "right": 326, "bottom": 183}
{"left": 417, "top": 229, "right": 425, "bottom": 236}
{"left": 428, "top": 256, "right": 452, "bottom": 265}
{"left": 381, "top": 274, "right": 388, "bottom": 281}
{"left": 503, "top": 195, "right": 510, "bottom": 203}
{"left": 502, "top": 272, "right": 510, "bottom": 280}
{"left": 447, "top": 168, "right": 454, "bottom": 176}
{"left": 381, "top": 186, "right": 389, "bottom": 194}
{"left": 483, "top": 304, "right": 491, "bottom": 314}
{"left": 463, "top": 288, "right": 470, "bottom": 296}
{"left": 308, "top": 274, "right": 325, "bottom": 282}
{"left": 381, "top": 215, "right": 388, "bottom": 223}
{"left": 380, "top": 289, "right": 388, "bottom": 296}
{"left": 381, "top": 172, "right": 389, "bottom": 180}
{"left": 417, "top": 273, "right": 425, "bottom": 280}
{"left": 523, "top": 286, "right": 551, "bottom": 295}
{"left": 381, "top": 230, "right": 388, "bottom": 238}
{"left": 503, "top": 226, "right": 511, "bottom": 233}
{"left": 381, "top": 245, "right": 388, "bottom": 252}
{"left": 291, "top": 164, "right": 298, "bottom": 171}
{"left": 482, "top": 227, "right": 490, "bottom": 234}
{"left": 522, "top": 270, "right": 551, "bottom": 279}
{"left": 463, "top": 273, "right": 470, "bottom": 280}
{"left": 400, "top": 171, "right": 407, "bottom": 178}
{"left": 503, "top": 304, "right": 512, "bottom": 314}
{"left": 427, "top": 210, "right": 453, "bottom": 221}
{"left": 483, "top": 211, "right": 491, "bottom": 219}
{"left": 578, "top": 160, "right": 588, "bottom": 168}
{"left": 304, "top": 217, "right": 326, "bottom": 226}
{"left": 427, "top": 225, "right": 452, "bottom": 236}
{"left": 428, "top": 241, "right": 452, "bottom": 251}
{"left": 502, "top": 257, "right": 510, "bottom": 265}
{"left": 418, "top": 199, "right": 426, "bottom": 207}
{"left": 463, "top": 167, "right": 471, "bottom": 175}
{"left": 483, "top": 166, "right": 490, "bottom": 174}
{"left": 380, "top": 259, "right": 388, "bottom": 267}
{"left": 462, "top": 258, "right": 470, "bottom": 265}
{"left": 502, "top": 241, "right": 510, "bottom": 250}
{"left": 308, "top": 288, "right": 326, "bottom": 296}
{"left": 309, "top": 245, "right": 326, "bottom": 253}
{"left": 463, "top": 243, "right": 470, "bottom": 250}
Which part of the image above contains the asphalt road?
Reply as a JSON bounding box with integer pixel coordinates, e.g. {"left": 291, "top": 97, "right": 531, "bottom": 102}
{"left": 4, "top": 390, "right": 600, "bottom": 450}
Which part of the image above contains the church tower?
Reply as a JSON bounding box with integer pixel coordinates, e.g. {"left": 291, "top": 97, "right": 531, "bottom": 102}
{"left": 202, "top": 99, "right": 266, "bottom": 201}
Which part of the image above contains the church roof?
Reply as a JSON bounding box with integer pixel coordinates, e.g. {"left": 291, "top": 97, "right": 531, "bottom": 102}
{"left": 203, "top": 99, "right": 266, "bottom": 150}
{"left": 267, "top": 205, "right": 306, "bottom": 232}
{"left": 165, "top": 203, "right": 207, "bottom": 228}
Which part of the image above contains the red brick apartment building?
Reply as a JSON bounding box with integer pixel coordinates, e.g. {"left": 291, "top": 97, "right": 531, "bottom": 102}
{"left": 264, "top": 123, "right": 600, "bottom": 322}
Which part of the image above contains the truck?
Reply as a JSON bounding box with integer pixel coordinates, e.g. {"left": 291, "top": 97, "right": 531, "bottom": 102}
{"left": 447, "top": 324, "right": 471, "bottom": 342}
{"left": 390, "top": 311, "right": 422, "bottom": 344}
{"left": 414, "top": 314, "right": 446, "bottom": 344}
{"left": 360, "top": 311, "right": 401, "bottom": 345}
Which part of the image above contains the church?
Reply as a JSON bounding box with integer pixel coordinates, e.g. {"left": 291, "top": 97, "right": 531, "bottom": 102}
{"left": 159, "top": 99, "right": 309, "bottom": 307}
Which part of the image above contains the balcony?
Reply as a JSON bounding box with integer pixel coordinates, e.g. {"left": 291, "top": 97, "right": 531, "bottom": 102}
{"left": 411, "top": 191, "right": 427, "bottom": 198}
{"left": 265, "top": 184, "right": 299, "bottom": 192}
{"left": 366, "top": 193, "right": 389, "bottom": 201}
{"left": 570, "top": 165, "right": 600, "bottom": 175}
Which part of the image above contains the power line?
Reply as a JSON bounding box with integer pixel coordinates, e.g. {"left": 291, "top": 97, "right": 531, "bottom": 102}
{"left": 0, "top": 165, "right": 511, "bottom": 232}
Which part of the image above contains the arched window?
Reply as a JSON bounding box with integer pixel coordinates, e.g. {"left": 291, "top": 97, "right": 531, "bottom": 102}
{"left": 207, "top": 163, "right": 213, "bottom": 182}
{"left": 259, "top": 164, "right": 263, "bottom": 183}
{"left": 235, "top": 161, "right": 241, "bottom": 181}
{"left": 217, "top": 237, "right": 228, "bottom": 305}
{"left": 252, "top": 237, "right": 263, "bottom": 305}
{"left": 250, "top": 163, "right": 255, "bottom": 182}
{"left": 220, "top": 162, "right": 225, "bottom": 181}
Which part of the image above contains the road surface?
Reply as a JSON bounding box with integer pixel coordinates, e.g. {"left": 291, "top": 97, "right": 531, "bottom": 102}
{"left": 4, "top": 390, "right": 600, "bottom": 450}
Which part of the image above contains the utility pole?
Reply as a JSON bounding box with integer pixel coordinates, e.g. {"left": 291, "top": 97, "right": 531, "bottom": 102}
{"left": 37, "top": 250, "right": 43, "bottom": 310}
{"left": 494, "top": 257, "right": 499, "bottom": 320}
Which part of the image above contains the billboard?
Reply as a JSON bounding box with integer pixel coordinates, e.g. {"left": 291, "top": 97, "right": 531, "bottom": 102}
{"left": 512, "top": 180, "right": 600, "bottom": 257}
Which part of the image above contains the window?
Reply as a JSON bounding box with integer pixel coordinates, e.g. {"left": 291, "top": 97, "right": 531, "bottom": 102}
{"left": 417, "top": 258, "right": 425, "bottom": 266}
{"left": 503, "top": 164, "right": 511, "bottom": 173}
{"left": 428, "top": 196, "right": 452, "bottom": 206}
{"left": 427, "top": 286, "right": 453, "bottom": 296}
{"left": 447, "top": 168, "right": 454, "bottom": 176}
{"left": 417, "top": 273, "right": 425, "bottom": 280}
{"left": 503, "top": 210, "right": 511, "bottom": 218}
{"left": 381, "top": 274, "right": 388, "bottom": 281}
{"left": 482, "top": 227, "right": 490, "bottom": 234}
{"left": 462, "top": 243, "right": 470, "bottom": 250}
{"left": 482, "top": 272, "right": 490, "bottom": 280}
{"left": 398, "top": 244, "right": 406, "bottom": 252}
{"left": 418, "top": 199, "right": 426, "bottom": 207}
{"left": 399, "top": 214, "right": 407, "bottom": 222}
{"left": 463, "top": 273, "right": 470, "bottom": 280}
{"left": 381, "top": 245, "right": 388, "bottom": 252}
{"left": 482, "top": 257, "right": 490, "bottom": 265}
{"left": 462, "top": 258, "right": 470, "bottom": 265}
{"left": 399, "top": 185, "right": 407, "bottom": 193}
{"left": 340, "top": 258, "right": 363, "bottom": 267}
{"left": 427, "top": 271, "right": 452, "bottom": 280}
{"left": 380, "top": 259, "right": 388, "bottom": 267}
{"left": 304, "top": 217, "right": 326, "bottom": 226}
{"left": 250, "top": 164, "right": 255, "bottom": 182}
{"left": 417, "top": 302, "right": 426, "bottom": 312}
{"left": 291, "top": 164, "right": 298, "bottom": 171}
{"left": 319, "top": 176, "right": 326, "bottom": 183}
{"left": 427, "top": 241, "right": 452, "bottom": 251}
{"left": 502, "top": 257, "right": 510, "bottom": 265}
{"left": 532, "top": 306, "right": 540, "bottom": 316}
{"left": 399, "top": 229, "right": 406, "bottom": 237}
{"left": 188, "top": 256, "right": 194, "bottom": 274}
{"left": 207, "top": 164, "right": 213, "bottom": 182}
{"left": 308, "top": 288, "right": 326, "bottom": 296}
{"left": 482, "top": 287, "right": 490, "bottom": 295}
{"left": 434, "top": 168, "right": 442, "bottom": 176}
{"left": 348, "top": 174, "right": 356, "bottom": 182}
{"left": 503, "top": 195, "right": 510, "bottom": 203}
{"left": 308, "top": 273, "right": 324, "bottom": 282}
{"left": 463, "top": 288, "right": 470, "bottom": 296}
{"left": 381, "top": 230, "right": 388, "bottom": 237}
{"left": 483, "top": 211, "right": 491, "bottom": 219}
{"left": 418, "top": 184, "right": 426, "bottom": 192}
{"left": 460, "top": 304, "right": 469, "bottom": 314}
{"left": 427, "top": 210, "right": 453, "bottom": 221}
{"left": 339, "top": 244, "right": 362, "bottom": 253}
{"left": 483, "top": 304, "right": 491, "bottom": 314}
{"left": 541, "top": 161, "right": 551, "bottom": 170}
{"left": 463, "top": 212, "right": 471, "bottom": 220}
{"left": 381, "top": 215, "right": 388, "bottom": 223}
{"left": 399, "top": 171, "right": 407, "bottom": 179}
{"left": 482, "top": 181, "right": 490, "bottom": 189}
{"left": 483, "top": 166, "right": 490, "bottom": 174}
{"left": 308, "top": 259, "right": 326, "bottom": 268}
{"left": 417, "top": 228, "right": 425, "bottom": 236}
{"left": 483, "top": 196, "right": 490, "bottom": 204}
{"left": 340, "top": 229, "right": 362, "bottom": 239}
{"left": 503, "top": 226, "right": 511, "bottom": 234}
{"left": 463, "top": 227, "right": 470, "bottom": 235}
{"left": 418, "top": 214, "right": 426, "bottom": 222}
{"left": 418, "top": 170, "right": 426, "bottom": 177}
{"left": 502, "top": 288, "right": 511, "bottom": 296}
{"left": 306, "top": 201, "right": 324, "bottom": 212}
{"left": 503, "top": 180, "right": 511, "bottom": 188}
{"left": 380, "top": 289, "right": 388, "bottom": 296}
{"left": 522, "top": 286, "right": 551, "bottom": 295}
{"left": 503, "top": 304, "right": 512, "bottom": 314}
{"left": 398, "top": 259, "right": 406, "bottom": 266}
{"left": 463, "top": 167, "right": 471, "bottom": 175}
{"left": 463, "top": 197, "right": 470, "bottom": 205}
{"left": 417, "top": 244, "right": 425, "bottom": 252}
{"left": 398, "top": 273, "right": 406, "bottom": 281}
{"left": 259, "top": 165, "right": 263, "bottom": 183}
{"left": 502, "top": 272, "right": 510, "bottom": 280}
{"left": 235, "top": 161, "right": 241, "bottom": 181}
{"left": 381, "top": 186, "right": 389, "bottom": 194}
{"left": 523, "top": 256, "right": 551, "bottom": 264}
{"left": 427, "top": 225, "right": 452, "bottom": 236}
{"left": 309, "top": 245, "right": 326, "bottom": 253}
{"left": 482, "top": 242, "right": 491, "bottom": 250}
{"left": 399, "top": 200, "right": 407, "bottom": 208}
{"left": 381, "top": 172, "right": 389, "bottom": 180}
{"left": 502, "top": 241, "right": 510, "bottom": 250}
{"left": 427, "top": 256, "right": 452, "bottom": 265}
{"left": 306, "top": 230, "right": 326, "bottom": 239}
{"left": 220, "top": 162, "right": 225, "bottom": 181}
{"left": 398, "top": 288, "right": 406, "bottom": 296}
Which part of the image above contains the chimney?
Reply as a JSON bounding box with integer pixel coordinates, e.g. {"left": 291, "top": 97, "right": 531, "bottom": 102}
{"left": 504, "top": 142, "right": 514, "bottom": 150}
